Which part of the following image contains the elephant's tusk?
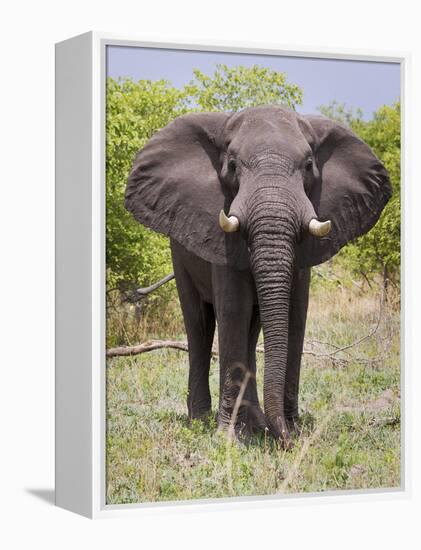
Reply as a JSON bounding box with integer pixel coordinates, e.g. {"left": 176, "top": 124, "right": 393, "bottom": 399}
{"left": 219, "top": 210, "right": 240, "bottom": 233}
{"left": 308, "top": 219, "right": 332, "bottom": 237}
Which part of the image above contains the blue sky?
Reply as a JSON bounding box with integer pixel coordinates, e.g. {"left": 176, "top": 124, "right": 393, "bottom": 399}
{"left": 107, "top": 46, "right": 400, "bottom": 120}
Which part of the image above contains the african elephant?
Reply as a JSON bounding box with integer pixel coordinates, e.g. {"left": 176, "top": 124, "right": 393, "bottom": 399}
{"left": 125, "top": 105, "right": 391, "bottom": 448}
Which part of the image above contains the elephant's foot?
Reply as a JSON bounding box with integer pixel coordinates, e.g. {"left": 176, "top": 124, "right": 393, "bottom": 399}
{"left": 188, "top": 402, "right": 212, "bottom": 421}
{"left": 286, "top": 411, "right": 315, "bottom": 436}
{"left": 268, "top": 415, "right": 294, "bottom": 450}
{"left": 284, "top": 402, "right": 301, "bottom": 436}
{"left": 217, "top": 402, "right": 267, "bottom": 439}
{"left": 286, "top": 415, "right": 300, "bottom": 436}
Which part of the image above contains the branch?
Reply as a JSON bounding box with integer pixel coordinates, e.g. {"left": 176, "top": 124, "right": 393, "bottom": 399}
{"left": 107, "top": 335, "right": 379, "bottom": 365}
{"left": 301, "top": 349, "right": 382, "bottom": 365}
{"left": 256, "top": 344, "right": 380, "bottom": 365}
{"left": 135, "top": 273, "right": 175, "bottom": 296}
{"left": 299, "top": 291, "right": 385, "bottom": 365}
{"left": 122, "top": 273, "right": 175, "bottom": 303}
{"left": 322, "top": 291, "right": 384, "bottom": 357}
{"left": 107, "top": 293, "right": 385, "bottom": 366}
{"left": 107, "top": 339, "right": 189, "bottom": 358}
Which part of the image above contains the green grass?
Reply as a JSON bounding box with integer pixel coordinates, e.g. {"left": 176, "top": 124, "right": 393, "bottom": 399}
{"left": 106, "top": 280, "right": 400, "bottom": 504}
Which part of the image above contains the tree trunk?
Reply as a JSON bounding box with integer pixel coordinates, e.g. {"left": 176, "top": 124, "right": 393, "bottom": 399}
{"left": 383, "top": 263, "right": 389, "bottom": 301}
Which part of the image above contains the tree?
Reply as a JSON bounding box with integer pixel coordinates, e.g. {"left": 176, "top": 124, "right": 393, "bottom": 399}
{"left": 184, "top": 64, "right": 303, "bottom": 112}
{"left": 106, "top": 78, "right": 187, "bottom": 295}
{"left": 319, "top": 101, "right": 401, "bottom": 286}
{"left": 318, "top": 99, "right": 363, "bottom": 126}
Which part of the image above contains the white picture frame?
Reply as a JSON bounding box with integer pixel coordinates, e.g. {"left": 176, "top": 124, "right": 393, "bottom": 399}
{"left": 55, "top": 31, "right": 409, "bottom": 519}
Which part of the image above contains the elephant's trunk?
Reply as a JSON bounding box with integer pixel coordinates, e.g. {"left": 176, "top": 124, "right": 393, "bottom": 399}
{"left": 248, "top": 185, "right": 301, "bottom": 446}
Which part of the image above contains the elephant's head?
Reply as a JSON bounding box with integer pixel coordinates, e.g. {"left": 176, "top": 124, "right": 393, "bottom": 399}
{"left": 125, "top": 105, "right": 391, "bottom": 443}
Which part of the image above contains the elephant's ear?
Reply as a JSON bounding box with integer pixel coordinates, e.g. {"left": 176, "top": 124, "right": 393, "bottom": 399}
{"left": 125, "top": 112, "right": 249, "bottom": 269}
{"left": 297, "top": 115, "right": 392, "bottom": 267}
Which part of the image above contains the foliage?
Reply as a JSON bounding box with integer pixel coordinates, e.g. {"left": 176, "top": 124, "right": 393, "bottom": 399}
{"left": 184, "top": 64, "right": 303, "bottom": 112}
{"left": 319, "top": 101, "right": 401, "bottom": 284}
{"left": 318, "top": 99, "right": 364, "bottom": 126}
{"left": 106, "top": 78, "right": 187, "bottom": 297}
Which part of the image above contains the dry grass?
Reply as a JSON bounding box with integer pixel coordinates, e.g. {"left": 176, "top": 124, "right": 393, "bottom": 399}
{"left": 106, "top": 267, "right": 401, "bottom": 504}
{"left": 106, "top": 285, "right": 185, "bottom": 348}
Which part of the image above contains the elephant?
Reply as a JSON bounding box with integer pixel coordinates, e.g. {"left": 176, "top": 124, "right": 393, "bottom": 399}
{"left": 125, "top": 105, "right": 391, "bottom": 448}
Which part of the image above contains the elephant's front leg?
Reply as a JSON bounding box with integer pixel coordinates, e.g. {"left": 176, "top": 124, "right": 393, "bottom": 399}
{"left": 284, "top": 267, "right": 311, "bottom": 426}
{"left": 212, "top": 266, "right": 266, "bottom": 436}
{"left": 172, "top": 243, "right": 215, "bottom": 420}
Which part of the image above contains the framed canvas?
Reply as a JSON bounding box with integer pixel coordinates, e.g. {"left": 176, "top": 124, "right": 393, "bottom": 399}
{"left": 55, "top": 32, "right": 409, "bottom": 518}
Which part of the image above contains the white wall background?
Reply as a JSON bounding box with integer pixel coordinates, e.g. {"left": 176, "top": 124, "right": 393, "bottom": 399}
{"left": 0, "top": 0, "right": 419, "bottom": 547}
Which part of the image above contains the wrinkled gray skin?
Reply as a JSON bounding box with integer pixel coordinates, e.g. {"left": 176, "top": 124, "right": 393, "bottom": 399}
{"left": 125, "top": 105, "right": 391, "bottom": 448}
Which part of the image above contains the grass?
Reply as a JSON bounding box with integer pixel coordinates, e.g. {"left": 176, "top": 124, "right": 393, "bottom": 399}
{"left": 106, "top": 269, "right": 400, "bottom": 504}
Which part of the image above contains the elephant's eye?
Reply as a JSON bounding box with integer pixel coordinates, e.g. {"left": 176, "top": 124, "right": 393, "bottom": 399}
{"left": 228, "top": 159, "right": 236, "bottom": 175}
{"left": 304, "top": 158, "right": 313, "bottom": 172}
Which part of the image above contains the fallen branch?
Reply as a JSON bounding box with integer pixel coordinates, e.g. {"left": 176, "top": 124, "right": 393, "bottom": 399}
{"left": 327, "top": 296, "right": 383, "bottom": 357}
{"left": 107, "top": 293, "right": 385, "bottom": 365}
{"left": 301, "top": 349, "right": 382, "bottom": 365}
{"left": 258, "top": 344, "right": 381, "bottom": 365}
{"left": 308, "top": 290, "right": 384, "bottom": 362}
{"left": 107, "top": 338, "right": 380, "bottom": 365}
{"left": 107, "top": 339, "right": 189, "bottom": 358}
